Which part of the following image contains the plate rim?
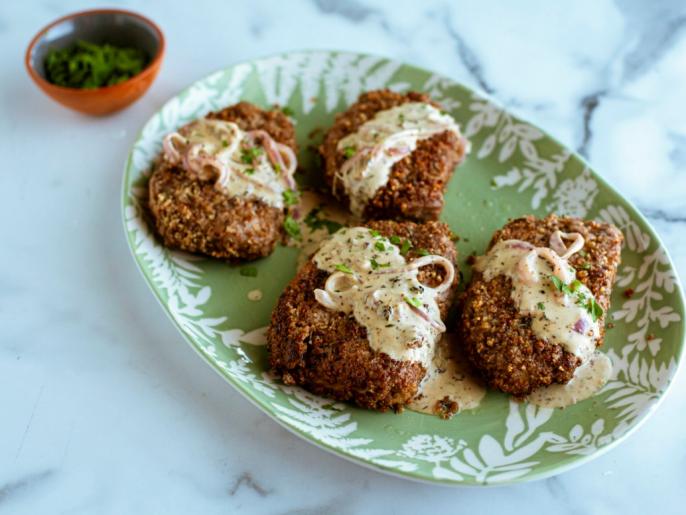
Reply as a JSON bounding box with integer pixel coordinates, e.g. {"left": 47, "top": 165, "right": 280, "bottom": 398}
{"left": 121, "top": 48, "right": 686, "bottom": 486}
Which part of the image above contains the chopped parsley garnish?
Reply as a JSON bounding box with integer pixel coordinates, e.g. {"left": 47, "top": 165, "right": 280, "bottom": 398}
{"left": 44, "top": 40, "right": 147, "bottom": 89}
{"left": 388, "top": 235, "right": 412, "bottom": 255}
{"left": 274, "top": 163, "right": 281, "bottom": 173}
{"left": 374, "top": 241, "right": 386, "bottom": 252}
{"left": 221, "top": 139, "right": 229, "bottom": 147}
{"left": 578, "top": 262, "right": 592, "bottom": 270}
{"left": 369, "top": 229, "right": 382, "bottom": 238}
{"left": 343, "top": 146, "right": 356, "bottom": 159}
{"left": 281, "top": 106, "right": 295, "bottom": 117}
{"left": 398, "top": 113, "right": 405, "bottom": 124}
{"left": 587, "top": 298, "right": 604, "bottom": 322}
{"left": 578, "top": 250, "right": 588, "bottom": 258}
{"left": 304, "top": 207, "right": 342, "bottom": 234}
{"left": 490, "top": 178, "right": 498, "bottom": 188}
{"left": 404, "top": 295, "right": 423, "bottom": 308}
{"left": 399, "top": 239, "right": 412, "bottom": 255}
{"left": 245, "top": 167, "right": 255, "bottom": 175}
{"left": 417, "top": 248, "right": 430, "bottom": 256}
{"left": 282, "top": 189, "right": 299, "bottom": 206}
{"left": 239, "top": 266, "right": 258, "bottom": 277}
{"left": 537, "top": 302, "right": 545, "bottom": 310}
{"left": 283, "top": 215, "right": 301, "bottom": 240}
{"left": 550, "top": 275, "right": 572, "bottom": 295}
{"left": 335, "top": 263, "right": 353, "bottom": 274}
{"left": 241, "top": 146, "right": 263, "bottom": 164}
{"left": 550, "top": 275, "right": 604, "bottom": 322}
{"left": 370, "top": 258, "right": 391, "bottom": 270}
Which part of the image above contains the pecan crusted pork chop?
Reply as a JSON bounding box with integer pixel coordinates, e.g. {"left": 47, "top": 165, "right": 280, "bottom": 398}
{"left": 459, "top": 215, "right": 623, "bottom": 396}
{"left": 320, "top": 89, "right": 469, "bottom": 222}
{"left": 148, "top": 102, "right": 298, "bottom": 261}
{"left": 267, "top": 220, "right": 459, "bottom": 411}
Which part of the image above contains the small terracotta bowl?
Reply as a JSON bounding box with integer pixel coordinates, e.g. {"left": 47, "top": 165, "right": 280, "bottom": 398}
{"left": 25, "top": 9, "right": 165, "bottom": 116}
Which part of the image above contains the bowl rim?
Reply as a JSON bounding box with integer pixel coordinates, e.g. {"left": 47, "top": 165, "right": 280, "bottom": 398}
{"left": 25, "top": 8, "right": 165, "bottom": 94}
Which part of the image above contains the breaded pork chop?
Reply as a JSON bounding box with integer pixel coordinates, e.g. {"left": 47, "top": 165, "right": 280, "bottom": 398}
{"left": 148, "top": 102, "right": 297, "bottom": 261}
{"left": 267, "top": 220, "right": 459, "bottom": 411}
{"left": 459, "top": 215, "right": 623, "bottom": 396}
{"left": 320, "top": 90, "right": 468, "bottom": 222}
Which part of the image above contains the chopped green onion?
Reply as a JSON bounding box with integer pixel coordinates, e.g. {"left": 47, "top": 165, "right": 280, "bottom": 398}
{"left": 399, "top": 239, "right": 412, "bottom": 255}
{"left": 304, "top": 208, "right": 342, "bottom": 234}
{"left": 283, "top": 215, "right": 301, "bottom": 240}
{"left": 374, "top": 241, "right": 386, "bottom": 252}
{"left": 417, "top": 248, "right": 430, "bottom": 256}
{"left": 389, "top": 235, "right": 402, "bottom": 245}
{"left": 370, "top": 259, "right": 391, "bottom": 270}
{"left": 281, "top": 106, "right": 295, "bottom": 117}
{"left": 44, "top": 40, "right": 147, "bottom": 89}
{"left": 587, "top": 298, "right": 604, "bottom": 322}
{"left": 369, "top": 229, "right": 382, "bottom": 238}
{"left": 343, "top": 146, "right": 356, "bottom": 159}
{"left": 239, "top": 266, "right": 258, "bottom": 277}
{"left": 241, "top": 147, "right": 263, "bottom": 164}
{"left": 282, "top": 189, "right": 299, "bottom": 206}
{"left": 404, "top": 295, "right": 423, "bottom": 308}
{"left": 335, "top": 264, "right": 353, "bottom": 274}
{"left": 537, "top": 302, "right": 545, "bottom": 310}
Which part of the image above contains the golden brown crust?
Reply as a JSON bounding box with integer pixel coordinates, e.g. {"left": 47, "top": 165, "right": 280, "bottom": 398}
{"left": 459, "top": 214, "right": 623, "bottom": 396}
{"left": 267, "top": 220, "right": 459, "bottom": 411}
{"left": 320, "top": 90, "right": 468, "bottom": 221}
{"left": 148, "top": 102, "right": 297, "bottom": 262}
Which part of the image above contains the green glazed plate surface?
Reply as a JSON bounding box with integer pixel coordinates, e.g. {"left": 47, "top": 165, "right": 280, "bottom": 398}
{"left": 122, "top": 51, "right": 685, "bottom": 485}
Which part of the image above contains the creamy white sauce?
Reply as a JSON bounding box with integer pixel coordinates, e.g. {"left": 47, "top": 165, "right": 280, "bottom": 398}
{"left": 312, "top": 227, "right": 454, "bottom": 366}
{"left": 409, "top": 333, "right": 486, "bottom": 417}
{"left": 474, "top": 239, "right": 600, "bottom": 360}
{"left": 335, "top": 102, "right": 464, "bottom": 216}
{"left": 162, "top": 119, "right": 297, "bottom": 209}
{"left": 527, "top": 352, "right": 612, "bottom": 408}
{"left": 473, "top": 232, "right": 611, "bottom": 407}
{"left": 247, "top": 289, "right": 263, "bottom": 301}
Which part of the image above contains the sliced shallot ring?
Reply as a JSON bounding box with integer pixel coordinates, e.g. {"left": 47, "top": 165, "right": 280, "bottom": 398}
{"left": 517, "top": 247, "right": 573, "bottom": 286}
{"left": 372, "top": 255, "right": 455, "bottom": 295}
{"left": 314, "top": 289, "right": 339, "bottom": 310}
{"left": 407, "top": 303, "right": 446, "bottom": 332}
{"left": 162, "top": 132, "right": 186, "bottom": 164}
{"left": 550, "top": 230, "right": 585, "bottom": 260}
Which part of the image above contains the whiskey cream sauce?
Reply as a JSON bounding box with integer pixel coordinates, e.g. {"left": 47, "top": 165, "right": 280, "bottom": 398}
{"left": 409, "top": 333, "right": 486, "bottom": 416}
{"left": 527, "top": 351, "right": 612, "bottom": 408}
{"left": 312, "top": 227, "right": 454, "bottom": 366}
{"left": 162, "top": 119, "right": 297, "bottom": 209}
{"left": 473, "top": 231, "right": 612, "bottom": 408}
{"left": 335, "top": 102, "right": 464, "bottom": 216}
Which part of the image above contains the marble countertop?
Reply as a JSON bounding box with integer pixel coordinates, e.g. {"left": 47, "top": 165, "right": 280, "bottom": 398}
{"left": 2, "top": 0, "right": 685, "bottom": 513}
